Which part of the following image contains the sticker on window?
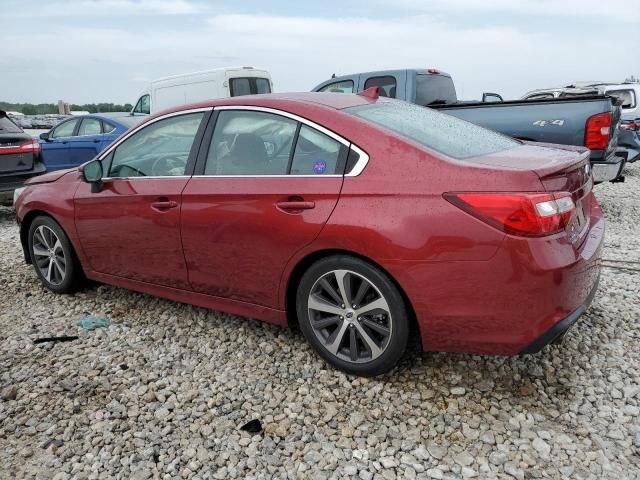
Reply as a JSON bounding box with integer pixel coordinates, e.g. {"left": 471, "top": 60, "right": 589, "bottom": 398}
{"left": 313, "top": 159, "right": 327, "bottom": 174}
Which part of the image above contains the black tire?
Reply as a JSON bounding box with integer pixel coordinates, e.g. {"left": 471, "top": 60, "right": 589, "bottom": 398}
{"left": 296, "top": 255, "right": 409, "bottom": 376}
{"left": 28, "top": 215, "right": 82, "bottom": 294}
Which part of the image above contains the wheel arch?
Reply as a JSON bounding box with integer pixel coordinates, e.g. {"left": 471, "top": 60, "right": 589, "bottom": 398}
{"left": 284, "top": 248, "right": 421, "bottom": 344}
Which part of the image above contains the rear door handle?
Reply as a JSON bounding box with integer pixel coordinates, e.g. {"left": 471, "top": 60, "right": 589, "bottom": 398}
{"left": 276, "top": 200, "right": 316, "bottom": 211}
{"left": 151, "top": 200, "right": 178, "bottom": 211}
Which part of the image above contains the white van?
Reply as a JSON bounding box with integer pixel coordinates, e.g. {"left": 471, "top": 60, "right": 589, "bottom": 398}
{"left": 130, "top": 66, "right": 273, "bottom": 116}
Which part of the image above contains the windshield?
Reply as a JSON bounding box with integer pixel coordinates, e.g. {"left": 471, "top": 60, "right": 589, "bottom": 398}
{"left": 345, "top": 101, "right": 519, "bottom": 160}
{"left": 0, "top": 115, "right": 23, "bottom": 133}
{"left": 415, "top": 74, "right": 457, "bottom": 106}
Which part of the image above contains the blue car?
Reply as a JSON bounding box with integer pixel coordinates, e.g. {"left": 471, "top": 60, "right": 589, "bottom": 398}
{"left": 39, "top": 113, "right": 143, "bottom": 171}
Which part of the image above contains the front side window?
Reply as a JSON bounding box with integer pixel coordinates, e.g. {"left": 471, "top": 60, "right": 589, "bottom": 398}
{"left": 78, "top": 118, "right": 102, "bottom": 136}
{"left": 318, "top": 80, "right": 354, "bottom": 94}
{"left": 133, "top": 95, "right": 150, "bottom": 114}
{"left": 364, "top": 76, "right": 397, "bottom": 98}
{"left": 51, "top": 119, "right": 78, "bottom": 138}
{"left": 290, "top": 125, "right": 344, "bottom": 175}
{"left": 205, "top": 110, "right": 296, "bottom": 175}
{"left": 346, "top": 101, "right": 519, "bottom": 160}
{"left": 108, "top": 112, "right": 204, "bottom": 177}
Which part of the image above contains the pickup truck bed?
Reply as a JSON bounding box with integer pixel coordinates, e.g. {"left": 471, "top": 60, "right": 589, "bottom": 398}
{"left": 432, "top": 95, "right": 623, "bottom": 183}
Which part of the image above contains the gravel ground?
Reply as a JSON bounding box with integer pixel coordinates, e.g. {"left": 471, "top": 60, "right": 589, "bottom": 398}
{"left": 1, "top": 165, "right": 639, "bottom": 480}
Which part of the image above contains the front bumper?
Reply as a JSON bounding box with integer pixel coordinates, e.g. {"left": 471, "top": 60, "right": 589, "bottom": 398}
{"left": 520, "top": 272, "right": 600, "bottom": 353}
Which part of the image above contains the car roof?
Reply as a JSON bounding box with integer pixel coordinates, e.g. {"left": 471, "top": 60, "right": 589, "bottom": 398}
{"left": 148, "top": 92, "right": 382, "bottom": 121}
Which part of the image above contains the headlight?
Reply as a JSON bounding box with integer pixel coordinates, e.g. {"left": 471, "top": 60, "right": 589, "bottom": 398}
{"left": 13, "top": 187, "right": 26, "bottom": 205}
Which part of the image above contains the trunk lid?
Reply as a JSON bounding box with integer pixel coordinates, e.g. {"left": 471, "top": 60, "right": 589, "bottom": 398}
{"left": 0, "top": 135, "right": 36, "bottom": 173}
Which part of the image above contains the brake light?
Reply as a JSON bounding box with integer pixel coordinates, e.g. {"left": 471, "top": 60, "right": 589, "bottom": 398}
{"left": 444, "top": 192, "right": 576, "bottom": 236}
{"left": 584, "top": 112, "right": 612, "bottom": 150}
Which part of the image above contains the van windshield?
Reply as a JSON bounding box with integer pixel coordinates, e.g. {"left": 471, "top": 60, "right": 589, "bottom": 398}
{"left": 345, "top": 101, "right": 519, "bottom": 160}
{"left": 230, "top": 78, "right": 272, "bottom": 97}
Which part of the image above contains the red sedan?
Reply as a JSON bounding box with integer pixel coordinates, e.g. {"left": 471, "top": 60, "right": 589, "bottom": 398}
{"left": 14, "top": 92, "right": 604, "bottom": 376}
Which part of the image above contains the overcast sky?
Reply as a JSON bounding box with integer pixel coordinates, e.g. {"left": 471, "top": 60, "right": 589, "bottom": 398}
{"left": 1, "top": 0, "right": 638, "bottom": 104}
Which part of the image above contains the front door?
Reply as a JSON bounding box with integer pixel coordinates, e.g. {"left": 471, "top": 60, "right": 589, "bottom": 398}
{"left": 41, "top": 118, "right": 78, "bottom": 171}
{"left": 181, "top": 108, "right": 348, "bottom": 308}
{"left": 74, "top": 110, "right": 208, "bottom": 289}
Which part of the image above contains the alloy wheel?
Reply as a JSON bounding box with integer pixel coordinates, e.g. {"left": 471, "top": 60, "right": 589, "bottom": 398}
{"left": 32, "top": 225, "right": 67, "bottom": 285}
{"left": 307, "top": 269, "right": 392, "bottom": 363}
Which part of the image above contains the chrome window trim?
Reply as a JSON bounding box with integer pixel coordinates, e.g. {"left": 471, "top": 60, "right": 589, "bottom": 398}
{"left": 96, "top": 107, "right": 213, "bottom": 162}
{"left": 96, "top": 105, "right": 370, "bottom": 179}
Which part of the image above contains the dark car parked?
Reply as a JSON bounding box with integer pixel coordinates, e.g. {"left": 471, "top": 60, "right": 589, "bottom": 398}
{"left": 0, "top": 111, "right": 44, "bottom": 205}
{"left": 39, "top": 113, "right": 142, "bottom": 172}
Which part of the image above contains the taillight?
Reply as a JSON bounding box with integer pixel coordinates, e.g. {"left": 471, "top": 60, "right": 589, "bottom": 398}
{"left": 584, "top": 112, "right": 612, "bottom": 150}
{"left": 444, "top": 192, "right": 576, "bottom": 237}
{"left": 20, "top": 140, "right": 40, "bottom": 153}
{"left": 621, "top": 122, "right": 638, "bottom": 131}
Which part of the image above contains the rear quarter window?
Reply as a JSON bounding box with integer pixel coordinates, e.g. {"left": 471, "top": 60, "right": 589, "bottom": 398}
{"left": 346, "top": 101, "right": 519, "bottom": 160}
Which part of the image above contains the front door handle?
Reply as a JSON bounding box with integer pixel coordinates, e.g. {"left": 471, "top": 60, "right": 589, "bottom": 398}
{"left": 276, "top": 200, "right": 316, "bottom": 212}
{"left": 151, "top": 199, "right": 178, "bottom": 211}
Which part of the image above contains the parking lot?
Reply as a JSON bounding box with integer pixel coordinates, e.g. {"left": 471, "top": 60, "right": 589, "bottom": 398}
{"left": 0, "top": 165, "right": 638, "bottom": 479}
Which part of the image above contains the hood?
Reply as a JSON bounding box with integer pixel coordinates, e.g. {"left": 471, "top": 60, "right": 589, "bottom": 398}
{"left": 24, "top": 167, "right": 78, "bottom": 186}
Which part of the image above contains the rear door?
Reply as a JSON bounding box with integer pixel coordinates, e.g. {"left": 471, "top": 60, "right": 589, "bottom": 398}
{"left": 69, "top": 117, "right": 105, "bottom": 166}
{"left": 180, "top": 106, "right": 348, "bottom": 308}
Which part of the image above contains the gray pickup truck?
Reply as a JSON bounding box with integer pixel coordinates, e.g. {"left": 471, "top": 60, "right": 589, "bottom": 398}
{"left": 313, "top": 69, "right": 625, "bottom": 183}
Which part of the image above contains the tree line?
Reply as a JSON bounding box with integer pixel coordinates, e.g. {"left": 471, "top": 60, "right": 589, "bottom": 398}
{"left": 0, "top": 102, "right": 134, "bottom": 115}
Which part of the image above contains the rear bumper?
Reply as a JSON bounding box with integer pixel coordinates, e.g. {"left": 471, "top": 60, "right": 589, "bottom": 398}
{"left": 591, "top": 155, "right": 624, "bottom": 183}
{"left": 520, "top": 272, "right": 599, "bottom": 353}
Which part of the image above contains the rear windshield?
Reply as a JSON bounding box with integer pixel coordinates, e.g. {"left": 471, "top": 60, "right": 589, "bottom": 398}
{"left": 415, "top": 74, "right": 457, "bottom": 106}
{"left": 230, "top": 77, "right": 272, "bottom": 97}
{"left": 345, "top": 101, "right": 519, "bottom": 160}
{"left": 0, "top": 115, "right": 23, "bottom": 133}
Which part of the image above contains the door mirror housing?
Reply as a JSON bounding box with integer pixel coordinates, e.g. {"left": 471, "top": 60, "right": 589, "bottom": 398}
{"left": 482, "top": 92, "right": 503, "bottom": 103}
{"left": 39, "top": 132, "right": 50, "bottom": 141}
{"left": 81, "top": 160, "right": 104, "bottom": 192}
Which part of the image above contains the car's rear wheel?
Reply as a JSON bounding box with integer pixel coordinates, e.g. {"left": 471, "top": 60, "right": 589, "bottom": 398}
{"left": 28, "top": 216, "right": 81, "bottom": 294}
{"left": 296, "top": 255, "right": 409, "bottom": 376}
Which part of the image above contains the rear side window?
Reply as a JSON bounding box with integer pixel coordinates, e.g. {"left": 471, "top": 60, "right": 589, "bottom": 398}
{"left": 230, "top": 78, "right": 272, "bottom": 97}
{"left": 205, "top": 110, "right": 297, "bottom": 175}
{"left": 415, "top": 74, "right": 457, "bottom": 105}
{"left": 346, "top": 101, "right": 518, "bottom": 160}
{"left": 290, "top": 125, "right": 344, "bottom": 175}
{"left": 364, "top": 76, "right": 397, "bottom": 98}
{"left": 318, "top": 80, "right": 354, "bottom": 94}
{"left": 78, "top": 118, "right": 102, "bottom": 136}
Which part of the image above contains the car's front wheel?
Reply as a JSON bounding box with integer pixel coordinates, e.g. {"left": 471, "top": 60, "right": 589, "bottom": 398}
{"left": 296, "top": 255, "right": 410, "bottom": 376}
{"left": 28, "top": 216, "right": 82, "bottom": 294}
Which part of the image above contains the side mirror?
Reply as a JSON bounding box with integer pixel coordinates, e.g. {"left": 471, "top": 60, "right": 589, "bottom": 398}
{"left": 39, "top": 132, "right": 50, "bottom": 141}
{"left": 81, "top": 160, "right": 104, "bottom": 192}
{"left": 482, "top": 92, "right": 503, "bottom": 103}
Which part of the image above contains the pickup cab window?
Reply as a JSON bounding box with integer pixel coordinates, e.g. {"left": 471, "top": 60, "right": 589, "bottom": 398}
{"left": 364, "top": 76, "right": 397, "bottom": 98}
{"left": 415, "top": 74, "right": 457, "bottom": 106}
{"left": 318, "top": 80, "right": 354, "bottom": 94}
{"left": 346, "top": 101, "right": 518, "bottom": 160}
